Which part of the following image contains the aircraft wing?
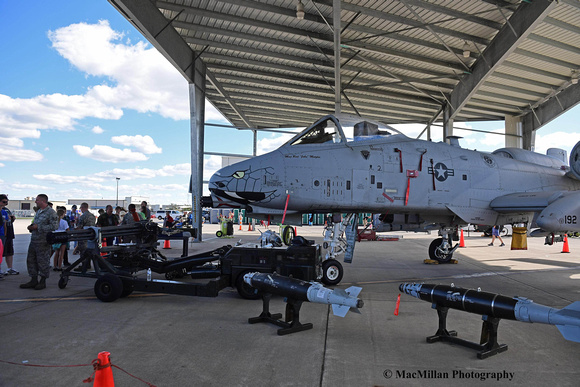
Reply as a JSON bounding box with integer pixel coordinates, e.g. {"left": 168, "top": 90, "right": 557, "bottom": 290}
{"left": 445, "top": 205, "right": 499, "bottom": 225}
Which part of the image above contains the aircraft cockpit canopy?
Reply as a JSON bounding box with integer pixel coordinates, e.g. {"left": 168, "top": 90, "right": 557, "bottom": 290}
{"left": 288, "top": 115, "right": 403, "bottom": 147}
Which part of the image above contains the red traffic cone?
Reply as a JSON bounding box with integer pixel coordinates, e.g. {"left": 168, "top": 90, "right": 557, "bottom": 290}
{"left": 459, "top": 229, "right": 465, "bottom": 248}
{"left": 93, "top": 351, "right": 115, "bottom": 387}
{"left": 163, "top": 239, "right": 171, "bottom": 249}
{"left": 394, "top": 293, "right": 401, "bottom": 316}
{"left": 100, "top": 239, "right": 107, "bottom": 257}
{"left": 562, "top": 235, "right": 570, "bottom": 253}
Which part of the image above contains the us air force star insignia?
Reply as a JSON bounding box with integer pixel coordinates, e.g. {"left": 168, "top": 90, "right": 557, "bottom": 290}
{"left": 428, "top": 162, "right": 454, "bottom": 182}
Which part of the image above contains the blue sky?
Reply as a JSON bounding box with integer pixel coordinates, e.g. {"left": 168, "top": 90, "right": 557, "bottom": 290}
{"left": 1, "top": 1, "right": 579, "bottom": 205}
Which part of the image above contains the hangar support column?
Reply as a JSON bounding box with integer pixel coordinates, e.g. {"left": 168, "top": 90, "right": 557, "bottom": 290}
{"left": 190, "top": 64, "right": 207, "bottom": 243}
{"left": 505, "top": 115, "right": 523, "bottom": 149}
{"left": 443, "top": 105, "right": 453, "bottom": 144}
{"left": 333, "top": 0, "right": 341, "bottom": 114}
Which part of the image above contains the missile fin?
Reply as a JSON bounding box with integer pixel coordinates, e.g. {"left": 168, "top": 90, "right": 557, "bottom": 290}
{"left": 333, "top": 288, "right": 348, "bottom": 297}
{"left": 555, "top": 324, "right": 580, "bottom": 343}
{"left": 345, "top": 286, "right": 362, "bottom": 298}
{"left": 332, "top": 304, "right": 350, "bottom": 318}
{"left": 561, "top": 301, "right": 580, "bottom": 312}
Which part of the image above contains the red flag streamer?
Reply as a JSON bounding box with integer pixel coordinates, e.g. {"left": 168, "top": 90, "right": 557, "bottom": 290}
{"left": 418, "top": 150, "right": 427, "bottom": 171}
{"left": 395, "top": 148, "right": 403, "bottom": 173}
{"left": 394, "top": 293, "right": 401, "bottom": 316}
{"left": 281, "top": 194, "right": 290, "bottom": 224}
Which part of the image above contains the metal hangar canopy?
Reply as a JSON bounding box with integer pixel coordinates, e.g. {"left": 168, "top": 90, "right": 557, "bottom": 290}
{"left": 109, "top": 0, "right": 580, "bottom": 134}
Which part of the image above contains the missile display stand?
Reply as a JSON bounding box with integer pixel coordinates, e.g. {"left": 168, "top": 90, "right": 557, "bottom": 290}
{"left": 249, "top": 292, "right": 313, "bottom": 335}
{"left": 427, "top": 304, "right": 508, "bottom": 359}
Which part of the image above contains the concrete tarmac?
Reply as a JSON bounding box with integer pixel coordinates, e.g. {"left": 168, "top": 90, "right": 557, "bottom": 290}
{"left": 1, "top": 220, "right": 579, "bottom": 386}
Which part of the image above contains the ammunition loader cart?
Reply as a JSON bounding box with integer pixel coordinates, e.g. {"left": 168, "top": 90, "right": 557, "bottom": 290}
{"left": 48, "top": 221, "right": 339, "bottom": 302}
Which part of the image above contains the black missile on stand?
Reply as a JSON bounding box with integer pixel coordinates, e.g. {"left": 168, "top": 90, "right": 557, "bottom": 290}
{"left": 400, "top": 283, "right": 580, "bottom": 344}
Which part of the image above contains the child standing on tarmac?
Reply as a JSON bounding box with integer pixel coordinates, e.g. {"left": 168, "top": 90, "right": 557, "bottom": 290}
{"left": 488, "top": 225, "right": 505, "bottom": 247}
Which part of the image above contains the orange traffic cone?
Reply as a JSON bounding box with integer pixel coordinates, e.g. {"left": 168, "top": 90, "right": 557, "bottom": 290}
{"left": 394, "top": 293, "right": 401, "bottom": 316}
{"left": 562, "top": 235, "right": 570, "bottom": 253}
{"left": 163, "top": 239, "right": 171, "bottom": 249}
{"left": 459, "top": 229, "right": 465, "bottom": 248}
{"left": 247, "top": 223, "right": 253, "bottom": 231}
{"left": 93, "top": 351, "right": 115, "bottom": 387}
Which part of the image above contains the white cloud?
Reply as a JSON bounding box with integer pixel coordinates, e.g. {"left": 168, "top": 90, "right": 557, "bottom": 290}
{"left": 92, "top": 126, "right": 104, "bottom": 134}
{"left": 93, "top": 163, "right": 190, "bottom": 180}
{"left": 111, "top": 135, "right": 162, "bottom": 154}
{"left": 33, "top": 174, "right": 105, "bottom": 184}
{"left": 257, "top": 133, "right": 294, "bottom": 155}
{"left": 49, "top": 20, "right": 189, "bottom": 120}
{"left": 204, "top": 155, "right": 222, "bottom": 180}
{"left": 0, "top": 137, "right": 43, "bottom": 162}
{"left": 73, "top": 144, "right": 148, "bottom": 163}
{"left": 8, "top": 183, "right": 50, "bottom": 190}
{"left": 534, "top": 131, "right": 580, "bottom": 155}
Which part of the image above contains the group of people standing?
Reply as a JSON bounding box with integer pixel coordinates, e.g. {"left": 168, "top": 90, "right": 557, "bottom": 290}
{"left": 5, "top": 195, "right": 152, "bottom": 291}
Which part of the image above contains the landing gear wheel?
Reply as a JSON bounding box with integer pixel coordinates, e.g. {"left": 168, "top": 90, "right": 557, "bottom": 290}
{"left": 216, "top": 230, "right": 223, "bottom": 238}
{"left": 282, "top": 226, "right": 295, "bottom": 246}
{"left": 120, "top": 277, "right": 134, "bottom": 298}
{"left": 236, "top": 271, "right": 261, "bottom": 300}
{"left": 428, "top": 238, "right": 453, "bottom": 263}
{"left": 321, "top": 259, "right": 343, "bottom": 285}
{"left": 94, "top": 274, "right": 123, "bottom": 302}
{"left": 58, "top": 276, "right": 68, "bottom": 289}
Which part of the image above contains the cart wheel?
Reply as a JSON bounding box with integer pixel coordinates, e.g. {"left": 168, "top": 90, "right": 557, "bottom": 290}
{"left": 236, "top": 271, "right": 261, "bottom": 300}
{"left": 119, "top": 277, "right": 134, "bottom": 298}
{"left": 321, "top": 259, "right": 343, "bottom": 285}
{"left": 94, "top": 274, "right": 123, "bottom": 302}
{"left": 216, "top": 230, "right": 223, "bottom": 238}
{"left": 58, "top": 276, "right": 68, "bottom": 289}
{"left": 165, "top": 271, "right": 176, "bottom": 280}
{"left": 323, "top": 242, "right": 329, "bottom": 249}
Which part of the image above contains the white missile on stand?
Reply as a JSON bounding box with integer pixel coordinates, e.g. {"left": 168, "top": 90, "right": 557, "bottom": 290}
{"left": 244, "top": 272, "right": 363, "bottom": 317}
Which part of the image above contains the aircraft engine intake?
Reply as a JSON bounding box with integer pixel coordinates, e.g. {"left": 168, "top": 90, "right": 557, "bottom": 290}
{"left": 567, "top": 141, "right": 580, "bottom": 181}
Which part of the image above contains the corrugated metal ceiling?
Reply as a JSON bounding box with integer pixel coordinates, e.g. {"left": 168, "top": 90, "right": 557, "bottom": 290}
{"left": 138, "top": 0, "right": 579, "bottom": 129}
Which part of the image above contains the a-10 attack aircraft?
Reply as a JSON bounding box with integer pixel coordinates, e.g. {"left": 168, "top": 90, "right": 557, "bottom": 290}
{"left": 205, "top": 114, "right": 580, "bottom": 263}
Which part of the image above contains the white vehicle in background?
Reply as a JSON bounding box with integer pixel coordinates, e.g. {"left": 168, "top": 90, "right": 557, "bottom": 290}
{"left": 155, "top": 210, "right": 182, "bottom": 220}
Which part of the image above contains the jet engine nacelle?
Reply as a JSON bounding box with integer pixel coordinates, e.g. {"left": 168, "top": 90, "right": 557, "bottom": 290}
{"left": 567, "top": 141, "right": 580, "bottom": 181}
{"left": 536, "top": 191, "right": 580, "bottom": 232}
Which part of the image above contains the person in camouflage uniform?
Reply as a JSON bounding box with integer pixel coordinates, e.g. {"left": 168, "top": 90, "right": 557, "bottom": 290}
{"left": 20, "top": 194, "right": 58, "bottom": 290}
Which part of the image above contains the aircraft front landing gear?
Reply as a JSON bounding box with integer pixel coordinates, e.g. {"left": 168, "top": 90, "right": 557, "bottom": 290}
{"left": 428, "top": 228, "right": 459, "bottom": 263}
